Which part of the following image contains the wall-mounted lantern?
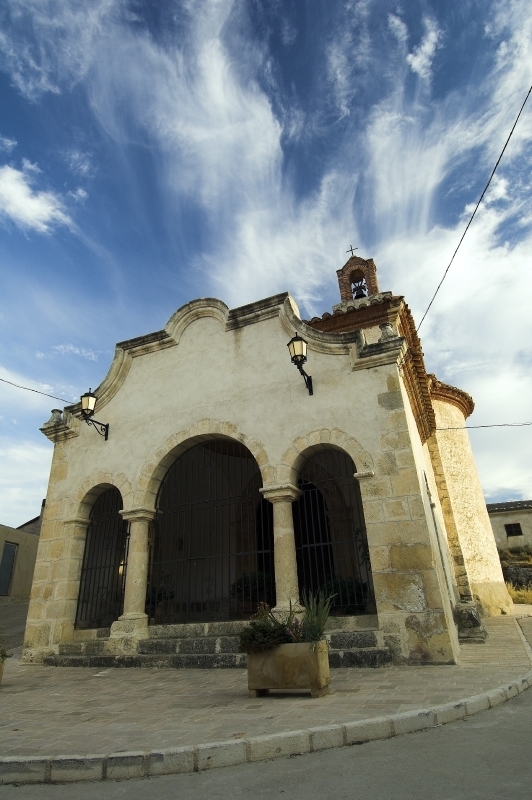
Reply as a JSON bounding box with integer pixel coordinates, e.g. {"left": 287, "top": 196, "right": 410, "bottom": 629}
{"left": 287, "top": 333, "right": 313, "bottom": 395}
{"left": 80, "top": 389, "right": 109, "bottom": 440}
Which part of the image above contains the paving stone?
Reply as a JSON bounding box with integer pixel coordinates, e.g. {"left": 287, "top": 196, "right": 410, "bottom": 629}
{"left": 0, "top": 617, "right": 530, "bottom": 763}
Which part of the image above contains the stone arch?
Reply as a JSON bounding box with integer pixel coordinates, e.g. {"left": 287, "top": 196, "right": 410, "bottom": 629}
{"left": 69, "top": 472, "right": 133, "bottom": 522}
{"left": 135, "top": 419, "right": 273, "bottom": 511}
{"left": 277, "top": 428, "right": 374, "bottom": 486}
{"left": 72, "top": 483, "right": 130, "bottom": 630}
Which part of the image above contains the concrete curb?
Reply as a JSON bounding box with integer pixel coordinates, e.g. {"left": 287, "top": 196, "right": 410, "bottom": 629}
{"left": 2, "top": 669, "right": 532, "bottom": 785}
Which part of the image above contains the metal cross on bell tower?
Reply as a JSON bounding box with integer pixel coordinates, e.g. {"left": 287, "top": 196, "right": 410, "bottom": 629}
{"left": 346, "top": 245, "right": 358, "bottom": 257}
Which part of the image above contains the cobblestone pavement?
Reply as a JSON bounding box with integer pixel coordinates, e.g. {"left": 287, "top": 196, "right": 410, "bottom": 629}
{"left": 1, "top": 611, "right": 531, "bottom": 760}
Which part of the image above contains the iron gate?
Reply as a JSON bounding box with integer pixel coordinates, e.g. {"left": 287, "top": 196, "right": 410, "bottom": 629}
{"left": 293, "top": 449, "right": 375, "bottom": 615}
{"left": 148, "top": 439, "right": 275, "bottom": 623}
{"left": 75, "top": 487, "right": 129, "bottom": 629}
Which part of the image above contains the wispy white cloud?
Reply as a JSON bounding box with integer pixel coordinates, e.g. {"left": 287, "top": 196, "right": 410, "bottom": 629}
{"left": 0, "top": 439, "right": 52, "bottom": 527}
{"left": 0, "top": 363, "right": 73, "bottom": 400}
{"left": 0, "top": 161, "right": 71, "bottom": 232}
{"left": 36, "top": 344, "right": 99, "bottom": 361}
{"left": 0, "top": 0, "right": 532, "bottom": 508}
{"left": 406, "top": 18, "right": 441, "bottom": 81}
{"left": 388, "top": 14, "right": 407, "bottom": 44}
{"left": 0, "top": 0, "right": 121, "bottom": 100}
{"left": 0, "top": 134, "right": 16, "bottom": 152}
{"left": 69, "top": 187, "right": 88, "bottom": 202}
{"left": 66, "top": 149, "right": 95, "bottom": 178}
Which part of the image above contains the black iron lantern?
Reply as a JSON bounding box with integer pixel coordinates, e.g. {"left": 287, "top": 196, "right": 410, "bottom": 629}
{"left": 80, "top": 389, "right": 109, "bottom": 440}
{"left": 80, "top": 389, "right": 97, "bottom": 417}
{"left": 287, "top": 334, "right": 313, "bottom": 395}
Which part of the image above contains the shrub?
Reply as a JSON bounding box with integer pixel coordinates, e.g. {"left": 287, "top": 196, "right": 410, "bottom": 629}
{"left": 506, "top": 582, "right": 532, "bottom": 605}
{"left": 239, "top": 620, "right": 292, "bottom": 653}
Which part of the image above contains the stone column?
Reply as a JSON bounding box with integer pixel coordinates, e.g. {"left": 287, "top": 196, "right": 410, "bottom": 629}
{"left": 260, "top": 484, "right": 301, "bottom": 612}
{"left": 108, "top": 508, "right": 155, "bottom": 653}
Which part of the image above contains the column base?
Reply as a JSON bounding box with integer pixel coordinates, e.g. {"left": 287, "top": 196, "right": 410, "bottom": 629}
{"left": 106, "top": 613, "right": 149, "bottom": 654}
{"left": 272, "top": 600, "right": 304, "bottom": 619}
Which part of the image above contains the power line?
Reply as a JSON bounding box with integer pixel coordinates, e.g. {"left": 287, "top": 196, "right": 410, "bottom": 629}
{"left": 0, "top": 377, "right": 72, "bottom": 404}
{"left": 2, "top": 374, "right": 531, "bottom": 431}
{"left": 416, "top": 83, "right": 532, "bottom": 332}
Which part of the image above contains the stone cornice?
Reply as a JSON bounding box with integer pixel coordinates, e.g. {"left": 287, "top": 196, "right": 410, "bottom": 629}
{"left": 40, "top": 410, "right": 80, "bottom": 443}
{"left": 307, "top": 295, "right": 436, "bottom": 443}
{"left": 226, "top": 293, "right": 290, "bottom": 330}
{"left": 429, "top": 375, "right": 475, "bottom": 419}
{"left": 396, "top": 303, "right": 436, "bottom": 443}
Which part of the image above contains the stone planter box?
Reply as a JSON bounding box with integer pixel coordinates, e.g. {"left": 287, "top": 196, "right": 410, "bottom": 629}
{"left": 247, "top": 641, "right": 330, "bottom": 698}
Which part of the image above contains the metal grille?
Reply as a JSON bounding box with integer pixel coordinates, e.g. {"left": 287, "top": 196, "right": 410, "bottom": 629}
{"left": 148, "top": 439, "right": 275, "bottom": 624}
{"left": 293, "top": 449, "right": 376, "bottom": 615}
{"left": 75, "top": 488, "right": 129, "bottom": 629}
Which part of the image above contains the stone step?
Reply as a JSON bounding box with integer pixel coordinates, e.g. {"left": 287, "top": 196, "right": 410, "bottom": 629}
{"left": 148, "top": 621, "right": 249, "bottom": 639}
{"left": 44, "top": 653, "right": 247, "bottom": 669}
{"left": 44, "top": 646, "right": 391, "bottom": 670}
{"left": 328, "top": 647, "right": 392, "bottom": 668}
{"left": 58, "top": 641, "right": 106, "bottom": 656}
{"left": 139, "top": 631, "right": 379, "bottom": 655}
{"left": 147, "top": 616, "right": 379, "bottom": 639}
{"left": 138, "top": 635, "right": 241, "bottom": 655}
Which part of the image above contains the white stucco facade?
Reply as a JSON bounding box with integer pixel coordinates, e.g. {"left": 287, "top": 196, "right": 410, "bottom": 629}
{"left": 24, "top": 267, "right": 511, "bottom": 666}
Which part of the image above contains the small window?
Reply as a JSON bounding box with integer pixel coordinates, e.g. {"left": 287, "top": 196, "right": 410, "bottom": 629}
{"left": 505, "top": 523, "right": 523, "bottom": 537}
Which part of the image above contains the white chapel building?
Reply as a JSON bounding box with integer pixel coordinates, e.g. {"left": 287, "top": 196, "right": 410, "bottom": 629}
{"left": 23, "top": 255, "right": 512, "bottom": 667}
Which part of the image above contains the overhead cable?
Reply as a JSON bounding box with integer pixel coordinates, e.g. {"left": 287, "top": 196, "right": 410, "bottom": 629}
{"left": 417, "top": 83, "right": 532, "bottom": 332}
{"left": 0, "top": 377, "right": 71, "bottom": 404}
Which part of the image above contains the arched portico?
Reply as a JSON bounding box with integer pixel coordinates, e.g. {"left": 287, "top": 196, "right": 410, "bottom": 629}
{"left": 148, "top": 438, "right": 274, "bottom": 624}
{"left": 75, "top": 486, "right": 128, "bottom": 630}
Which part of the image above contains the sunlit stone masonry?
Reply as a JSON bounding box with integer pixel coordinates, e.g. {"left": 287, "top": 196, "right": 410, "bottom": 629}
{"left": 24, "top": 255, "right": 512, "bottom": 668}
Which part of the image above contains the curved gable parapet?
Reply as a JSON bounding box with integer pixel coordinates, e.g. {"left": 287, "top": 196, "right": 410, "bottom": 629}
{"left": 429, "top": 374, "right": 475, "bottom": 419}
{"left": 281, "top": 294, "right": 364, "bottom": 355}
{"left": 165, "top": 298, "right": 229, "bottom": 343}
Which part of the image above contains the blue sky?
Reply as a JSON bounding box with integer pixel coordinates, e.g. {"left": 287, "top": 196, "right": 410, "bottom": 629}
{"left": 1, "top": 0, "right": 531, "bottom": 526}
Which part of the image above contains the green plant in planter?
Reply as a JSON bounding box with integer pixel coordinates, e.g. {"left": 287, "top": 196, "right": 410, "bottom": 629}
{"left": 300, "top": 590, "right": 335, "bottom": 642}
{"left": 239, "top": 593, "right": 335, "bottom": 654}
{"left": 239, "top": 603, "right": 292, "bottom": 653}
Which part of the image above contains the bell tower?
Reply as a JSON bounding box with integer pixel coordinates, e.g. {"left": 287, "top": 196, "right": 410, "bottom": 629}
{"left": 336, "top": 255, "right": 379, "bottom": 303}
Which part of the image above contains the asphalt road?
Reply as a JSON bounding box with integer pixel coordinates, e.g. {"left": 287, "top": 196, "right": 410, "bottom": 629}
{"left": 3, "top": 684, "right": 532, "bottom": 800}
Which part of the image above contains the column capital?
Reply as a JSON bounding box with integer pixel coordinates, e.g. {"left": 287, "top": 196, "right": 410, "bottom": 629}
{"left": 260, "top": 483, "right": 301, "bottom": 503}
{"left": 119, "top": 507, "right": 156, "bottom": 522}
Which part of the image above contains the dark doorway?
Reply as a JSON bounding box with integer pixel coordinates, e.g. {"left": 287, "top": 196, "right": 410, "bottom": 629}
{"left": 148, "top": 439, "right": 275, "bottom": 624}
{"left": 293, "top": 449, "right": 375, "bottom": 615}
{"left": 75, "top": 488, "right": 129, "bottom": 629}
{"left": 0, "top": 542, "right": 17, "bottom": 596}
